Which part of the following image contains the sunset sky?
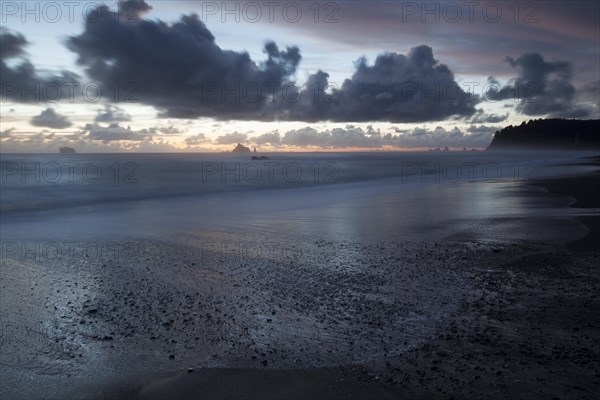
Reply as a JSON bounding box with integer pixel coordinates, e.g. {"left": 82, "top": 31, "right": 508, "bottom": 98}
{"left": 1, "top": 0, "right": 598, "bottom": 152}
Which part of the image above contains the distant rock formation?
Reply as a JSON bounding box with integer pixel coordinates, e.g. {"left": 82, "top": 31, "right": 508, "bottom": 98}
{"left": 231, "top": 143, "right": 251, "bottom": 153}
{"left": 487, "top": 119, "right": 600, "bottom": 151}
{"left": 251, "top": 156, "right": 269, "bottom": 160}
{"left": 59, "top": 147, "right": 76, "bottom": 154}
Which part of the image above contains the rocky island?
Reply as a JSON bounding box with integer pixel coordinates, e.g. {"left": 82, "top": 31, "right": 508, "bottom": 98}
{"left": 59, "top": 147, "right": 76, "bottom": 154}
{"left": 231, "top": 143, "right": 251, "bottom": 153}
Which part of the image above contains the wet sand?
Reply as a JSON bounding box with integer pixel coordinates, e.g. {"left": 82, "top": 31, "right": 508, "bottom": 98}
{"left": 530, "top": 159, "right": 599, "bottom": 251}
{"left": 136, "top": 245, "right": 600, "bottom": 400}
{"left": 1, "top": 236, "right": 599, "bottom": 399}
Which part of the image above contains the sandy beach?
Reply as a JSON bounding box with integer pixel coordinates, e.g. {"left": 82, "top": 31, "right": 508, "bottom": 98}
{"left": 1, "top": 154, "right": 599, "bottom": 400}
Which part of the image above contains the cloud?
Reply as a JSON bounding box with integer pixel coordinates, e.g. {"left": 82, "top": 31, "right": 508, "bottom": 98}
{"left": 65, "top": 2, "right": 477, "bottom": 123}
{"left": 485, "top": 53, "right": 594, "bottom": 118}
{"left": 140, "top": 125, "right": 183, "bottom": 135}
{"left": 215, "top": 132, "right": 248, "bottom": 144}
{"left": 0, "top": 29, "right": 28, "bottom": 59}
{"left": 0, "top": 129, "right": 181, "bottom": 153}
{"left": 262, "top": 125, "right": 494, "bottom": 149}
{"left": 30, "top": 108, "right": 72, "bottom": 129}
{"left": 466, "top": 124, "right": 501, "bottom": 136}
{"left": 1, "top": 30, "right": 80, "bottom": 103}
{"left": 393, "top": 125, "right": 496, "bottom": 149}
{"left": 468, "top": 109, "right": 509, "bottom": 124}
{"left": 95, "top": 105, "right": 132, "bottom": 123}
{"left": 329, "top": 126, "right": 387, "bottom": 148}
{"left": 281, "top": 127, "right": 332, "bottom": 147}
{"left": 185, "top": 133, "right": 209, "bottom": 146}
{"left": 0, "top": 127, "right": 16, "bottom": 138}
{"left": 67, "top": 1, "right": 301, "bottom": 119}
{"left": 254, "top": 1, "right": 600, "bottom": 85}
{"left": 82, "top": 123, "right": 152, "bottom": 142}
{"left": 267, "top": 46, "right": 478, "bottom": 122}
{"left": 250, "top": 131, "right": 282, "bottom": 147}
{"left": 116, "top": 0, "right": 153, "bottom": 20}
{"left": 151, "top": 126, "right": 183, "bottom": 134}
{"left": 577, "top": 80, "right": 600, "bottom": 115}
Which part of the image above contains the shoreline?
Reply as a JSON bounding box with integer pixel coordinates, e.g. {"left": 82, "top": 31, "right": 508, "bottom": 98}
{"left": 529, "top": 156, "right": 599, "bottom": 251}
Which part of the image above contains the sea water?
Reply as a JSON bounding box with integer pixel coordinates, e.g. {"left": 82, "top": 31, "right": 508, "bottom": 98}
{"left": 0, "top": 151, "right": 597, "bottom": 244}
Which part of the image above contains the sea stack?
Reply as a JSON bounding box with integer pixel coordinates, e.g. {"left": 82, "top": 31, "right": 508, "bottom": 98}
{"left": 59, "top": 147, "right": 76, "bottom": 154}
{"left": 231, "top": 143, "right": 251, "bottom": 153}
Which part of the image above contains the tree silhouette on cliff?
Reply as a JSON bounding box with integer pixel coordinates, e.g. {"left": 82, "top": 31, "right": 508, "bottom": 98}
{"left": 487, "top": 119, "right": 599, "bottom": 150}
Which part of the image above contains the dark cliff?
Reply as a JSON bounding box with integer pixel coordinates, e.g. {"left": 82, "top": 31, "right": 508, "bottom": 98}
{"left": 487, "top": 119, "right": 600, "bottom": 151}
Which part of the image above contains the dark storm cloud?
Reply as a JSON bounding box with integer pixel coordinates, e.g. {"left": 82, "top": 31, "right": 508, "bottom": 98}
{"left": 1, "top": 30, "right": 79, "bottom": 103}
{"left": 0, "top": 29, "right": 27, "bottom": 59}
{"left": 67, "top": 1, "right": 301, "bottom": 120}
{"left": 66, "top": 1, "right": 477, "bottom": 123}
{"left": 269, "top": 45, "right": 478, "bottom": 122}
{"left": 117, "top": 0, "right": 153, "bottom": 19}
{"left": 578, "top": 80, "right": 600, "bottom": 110}
{"left": 30, "top": 108, "right": 72, "bottom": 129}
{"left": 358, "top": 45, "right": 481, "bottom": 122}
{"left": 485, "top": 53, "right": 593, "bottom": 118}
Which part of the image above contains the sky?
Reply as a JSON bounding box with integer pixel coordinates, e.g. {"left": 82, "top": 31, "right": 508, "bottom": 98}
{"left": 1, "top": 0, "right": 598, "bottom": 152}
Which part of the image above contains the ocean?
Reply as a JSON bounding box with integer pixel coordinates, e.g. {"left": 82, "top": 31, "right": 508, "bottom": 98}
{"left": 1, "top": 151, "right": 597, "bottom": 244}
